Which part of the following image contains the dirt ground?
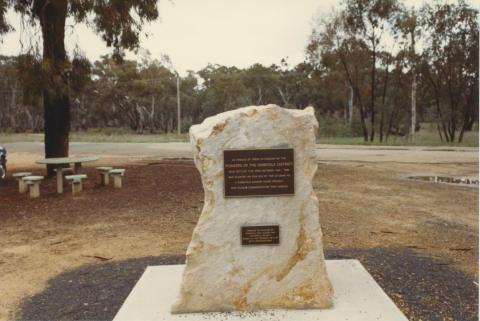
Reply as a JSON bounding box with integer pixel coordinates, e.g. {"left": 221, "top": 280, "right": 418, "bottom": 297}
{"left": 0, "top": 156, "right": 478, "bottom": 320}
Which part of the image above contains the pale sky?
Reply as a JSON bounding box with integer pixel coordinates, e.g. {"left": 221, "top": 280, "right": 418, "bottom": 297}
{"left": 0, "top": 0, "right": 476, "bottom": 75}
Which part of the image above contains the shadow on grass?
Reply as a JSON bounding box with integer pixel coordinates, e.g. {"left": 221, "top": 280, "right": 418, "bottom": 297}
{"left": 19, "top": 249, "right": 478, "bottom": 321}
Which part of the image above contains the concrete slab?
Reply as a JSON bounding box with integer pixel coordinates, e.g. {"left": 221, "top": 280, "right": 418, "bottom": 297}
{"left": 113, "top": 260, "right": 408, "bottom": 321}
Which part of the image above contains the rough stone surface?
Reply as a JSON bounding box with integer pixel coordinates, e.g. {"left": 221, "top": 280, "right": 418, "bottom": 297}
{"left": 171, "top": 105, "right": 333, "bottom": 313}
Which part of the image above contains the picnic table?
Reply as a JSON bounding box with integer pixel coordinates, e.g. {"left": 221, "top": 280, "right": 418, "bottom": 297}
{"left": 35, "top": 156, "right": 99, "bottom": 193}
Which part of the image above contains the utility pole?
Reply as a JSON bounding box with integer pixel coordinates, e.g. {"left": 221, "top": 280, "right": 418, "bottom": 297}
{"left": 176, "top": 74, "right": 181, "bottom": 135}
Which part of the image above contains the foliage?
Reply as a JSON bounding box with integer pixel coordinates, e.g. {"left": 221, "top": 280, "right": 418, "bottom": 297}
{"left": 419, "top": 0, "right": 478, "bottom": 142}
{"left": 0, "top": 0, "right": 161, "bottom": 172}
{"left": 307, "top": 0, "right": 478, "bottom": 143}
{"left": 0, "top": 0, "right": 477, "bottom": 146}
{"left": 3, "top": 0, "right": 158, "bottom": 57}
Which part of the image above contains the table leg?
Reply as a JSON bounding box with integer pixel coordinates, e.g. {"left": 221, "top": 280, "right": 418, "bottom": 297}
{"left": 56, "top": 168, "right": 63, "bottom": 194}
{"left": 74, "top": 162, "right": 81, "bottom": 173}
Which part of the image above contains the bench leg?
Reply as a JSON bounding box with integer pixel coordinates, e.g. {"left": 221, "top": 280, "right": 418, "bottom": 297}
{"left": 100, "top": 173, "right": 109, "bottom": 185}
{"left": 72, "top": 181, "right": 83, "bottom": 196}
{"left": 56, "top": 170, "right": 64, "bottom": 194}
{"left": 18, "top": 179, "right": 27, "bottom": 193}
{"left": 30, "top": 183, "right": 40, "bottom": 198}
{"left": 113, "top": 175, "right": 122, "bottom": 188}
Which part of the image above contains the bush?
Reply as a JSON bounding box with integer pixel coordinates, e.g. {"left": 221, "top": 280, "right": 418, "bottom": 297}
{"left": 318, "top": 116, "right": 363, "bottom": 137}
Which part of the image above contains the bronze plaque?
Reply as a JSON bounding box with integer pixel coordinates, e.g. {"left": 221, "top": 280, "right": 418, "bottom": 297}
{"left": 224, "top": 148, "right": 294, "bottom": 197}
{"left": 241, "top": 225, "right": 280, "bottom": 246}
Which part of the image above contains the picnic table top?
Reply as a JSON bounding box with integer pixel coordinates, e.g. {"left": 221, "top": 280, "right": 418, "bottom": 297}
{"left": 65, "top": 174, "right": 88, "bottom": 180}
{"left": 23, "top": 175, "right": 44, "bottom": 181}
{"left": 35, "top": 156, "right": 99, "bottom": 165}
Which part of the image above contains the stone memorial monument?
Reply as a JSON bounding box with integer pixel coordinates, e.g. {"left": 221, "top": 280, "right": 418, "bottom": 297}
{"left": 171, "top": 104, "right": 333, "bottom": 313}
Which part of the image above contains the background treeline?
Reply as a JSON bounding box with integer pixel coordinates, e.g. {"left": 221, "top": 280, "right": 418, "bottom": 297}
{"left": 0, "top": 0, "right": 477, "bottom": 143}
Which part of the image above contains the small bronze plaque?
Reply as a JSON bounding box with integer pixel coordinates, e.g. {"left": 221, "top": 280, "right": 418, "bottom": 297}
{"left": 224, "top": 148, "right": 294, "bottom": 197}
{"left": 241, "top": 225, "right": 280, "bottom": 246}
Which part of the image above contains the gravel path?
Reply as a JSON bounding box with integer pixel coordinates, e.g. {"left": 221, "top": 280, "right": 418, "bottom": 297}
{"left": 18, "top": 248, "right": 478, "bottom": 321}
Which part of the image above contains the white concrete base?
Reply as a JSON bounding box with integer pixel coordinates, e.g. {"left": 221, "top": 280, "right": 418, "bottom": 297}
{"left": 113, "top": 260, "right": 408, "bottom": 321}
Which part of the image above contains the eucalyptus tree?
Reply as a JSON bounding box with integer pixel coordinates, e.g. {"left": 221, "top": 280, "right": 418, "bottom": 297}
{"left": 343, "top": 0, "right": 400, "bottom": 141}
{"left": 384, "top": 49, "right": 411, "bottom": 140}
{"left": 91, "top": 56, "right": 145, "bottom": 131}
{"left": 242, "top": 63, "right": 280, "bottom": 106}
{"left": 394, "top": 6, "right": 421, "bottom": 141}
{"left": 420, "top": 0, "right": 478, "bottom": 143}
{"left": 0, "top": 55, "right": 26, "bottom": 131}
{"left": 0, "top": 0, "right": 159, "bottom": 174}
{"left": 197, "top": 65, "right": 251, "bottom": 117}
{"left": 307, "top": 11, "right": 372, "bottom": 141}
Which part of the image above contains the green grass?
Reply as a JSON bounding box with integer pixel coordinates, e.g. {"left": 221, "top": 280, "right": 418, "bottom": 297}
{"left": 70, "top": 132, "right": 189, "bottom": 143}
{"left": 317, "top": 129, "right": 478, "bottom": 147}
{"left": 0, "top": 133, "right": 45, "bottom": 143}
{"left": 0, "top": 129, "right": 189, "bottom": 143}
{"left": 0, "top": 127, "right": 477, "bottom": 147}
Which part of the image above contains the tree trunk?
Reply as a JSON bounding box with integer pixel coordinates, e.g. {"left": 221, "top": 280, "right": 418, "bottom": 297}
{"left": 410, "top": 72, "right": 417, "bottom": 142}
{"left": 277, "top": 87, "right": 290, "bottom": 106}
{"left": 44, "top": 93, "right": 70, "bottom": 164}
{"left": 436, "top": 122, "right": 444, "bottom": 142}
{"left": 458, "top": 121, "right": 466, "bottom": 143}
{"left": 150, "top": 95, "right": 155, "bottom": 129}
{"left": 348, "top": 84, "right": 353, "bottom": 124}
{"left": 369, "top": 42, "right": 376, "bottom": 142}
{"left": 386, "top": 105, "right": 397, "bottom": 142}
{"left": 355, "top": 86, "right": 369, "bottom": 142}
{"left": 257, "top": 86, "right": 263, "bottom": 105}
{"left": 10, "top": 81, "right": 17, "bottom": 131}
{"left": 458, "top": 103, "right": 472, "bottom": 143}
{"left": 426, "top": 70, "right": 450, "bottom": 142}
{"left": 36, "top": 0, "right": 70, "bottom": 176}
{"left": 410, "top": 30, "right": 417, "bottom": 143}
{"left": 379, "top": 61, "right": 390, "bottom": 143}
{"left": 338, "top": 53, "right": 369, "bottom": 141}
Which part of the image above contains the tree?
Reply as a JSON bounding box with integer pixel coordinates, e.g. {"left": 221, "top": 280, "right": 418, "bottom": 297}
{"left": 307, "top": 11, "right": 372, "bottom": 141}
{"left": 0, "top": 1, "right": 159, "bottom": 174}
{"left": 197, "top": 65, "right": 251, "bottom": 117}
{"left": 0, "top": 54, "right": 44, "bottom": 132}
{"left": 420, "top": 0, "right": 478, "bottom": 143}
{"left": 242, "top": 63, "right": 281, "bottom": 106}
{"left": 384, "top": 50, "right": 411, "bottom": 140}
{"left": 395, "top": 6, "right": 421, "bottom": 141}
{"left": 307, "top": 2, "right": 401, "bottom": 142}
{"left": 343, "top": 0, "right": 399, "bottom": 141}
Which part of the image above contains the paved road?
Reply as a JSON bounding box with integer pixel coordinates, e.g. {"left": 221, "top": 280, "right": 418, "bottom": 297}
{"left": 4, "top": 142, "right": 478, "bottom": 164}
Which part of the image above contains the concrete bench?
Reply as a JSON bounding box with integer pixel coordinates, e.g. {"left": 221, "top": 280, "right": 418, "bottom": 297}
{"left": 65, "top": 174, "right": 87, "bottom": 196}
{"left": 54, "top": 167, "right": 74, "bottom": 194}
{"left": 23, "top": 176, "right": 44, "bottom": 198}
{"left": 96, "top": 166, "right": 113, "bottom": 185}
{"left": 109, "top": 169, "right": 125, "bottom": 188}
{"left": 13, "top": 172, "right": 33, "bottom": 193}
